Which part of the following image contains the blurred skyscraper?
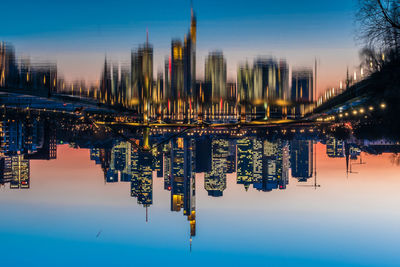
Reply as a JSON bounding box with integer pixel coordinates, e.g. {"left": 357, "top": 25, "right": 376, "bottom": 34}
{"left": 131, "top": 40, "right": 153, "bottom": 118}
{"left": 0, "top": 42, "right": 18, "bottom": 88}
{"left": 167, "top": 7, "right": 196, "bottom": 101}
{"left": 291, "top": 68, "right": 314, "bottom": 103}
{"left": 290, "top": 140, "right": 313, "bottom": 182}
{"left": 205, "top": 51, "right": 227, "bottom": 101}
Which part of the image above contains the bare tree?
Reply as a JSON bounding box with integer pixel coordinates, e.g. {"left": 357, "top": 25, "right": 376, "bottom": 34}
{"left": 357, "top": 0, "right": 400, "bottom": 54}
{"left": 377, "top": 0, "right": 400, "bottom": 30}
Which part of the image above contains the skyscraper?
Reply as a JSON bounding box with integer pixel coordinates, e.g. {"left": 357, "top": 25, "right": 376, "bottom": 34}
{"left": 10, "top": 155, "right": 29, "bottom": 189}
{"left": 237, "top": 138, "right": 254, "bottom": 191}
{"left": 131, "top": 40, "right": 153, "bottom": 118}
{"left": 237, "top": 63, "right": 253, "bottom": 103}
{"left": 291, "top": 68, "right": 314, "bottom": 103}
{"left": 204, "top": 139, "right": 228, "bottom": 197}
{"left": 170, "top": 40, "right": 184, "bottom": 100}
{"left": 290, "top": 140, "right": 313, "bottom": 182}
{"left": 0, "top": 42, "right": 17, "bottom": 88}
{"left": 205, "top": 51, "right": 227, "bottom": 101}
{"left": 168, "top": 6, "right": 196, "bottom": 104}
{"left": 326, "top": 138, "right": 345, "bottom": 158}
{"left": 253, "top": 58, "right": 279, "bottom": 101}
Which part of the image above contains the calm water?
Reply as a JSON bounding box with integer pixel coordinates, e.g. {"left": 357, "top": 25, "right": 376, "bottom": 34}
{"left": 0, "top": 115, "right": 400, "bottom": 266}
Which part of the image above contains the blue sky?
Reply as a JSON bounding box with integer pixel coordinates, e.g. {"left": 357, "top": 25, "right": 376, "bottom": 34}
{"left": 1, "top": 0, "right": 360, "bottom": 92}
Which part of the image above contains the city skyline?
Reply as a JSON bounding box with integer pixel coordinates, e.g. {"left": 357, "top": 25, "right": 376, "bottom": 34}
{"left": 1, "top": 0, "right": 359, "bottom": 93}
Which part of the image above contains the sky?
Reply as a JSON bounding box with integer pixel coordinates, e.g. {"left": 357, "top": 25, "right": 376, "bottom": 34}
{"left": 1, "top": 0, "right": 361, "bottom": 95}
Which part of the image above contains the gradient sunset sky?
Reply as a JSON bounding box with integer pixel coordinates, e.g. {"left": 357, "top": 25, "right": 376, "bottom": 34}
{"left": 2, "top": 0, "right": 360, "bottom": 95}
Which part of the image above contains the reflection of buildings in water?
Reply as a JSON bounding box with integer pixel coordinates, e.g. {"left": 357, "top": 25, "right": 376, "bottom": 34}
{"left": 153, "top": 146, "right": 163, "bottom": 178}
{"left": 170, "top": 137, "right": 196, "bottom": 239}
{"left": 0, "top": 117, "right": 57, "bottom": 188}
{"left": 204, "top": 139, "right": 228, "bottom": 197}
{"left": 237, "top": 138, "right": 254, "bottom": 190}
{"left": 195, "top": 137, "right": 212, "bottom": 173}
{"left": 326, "top": 138, "right": 345, "bottom": 158}
{"left": 163, "top": 142, "right": 172, "bottom": 190}
{"left": 1, "top": 118, "right": 57, "bottom": 158}
{"left": 134, "top": 151, "right": 153, "bottom": 207}
{"left": 237, "top": 138, "right": 289, "bottom": 192}
{"left": 290, "top": 140, "right": 313, "bottom": 182}
{"left": 0, "top": 156, "right": 29, "bottom": 189}
{"left": 0, "top": 157, "right": 12, "bottom": 186}
{"left": 10, "top": 155, "right": 30, "bottom": 189}
{"left": 254, "top": 140, "right": 290, "bottom": 191}
{"left": 110, "top": 141, "right": 132, "bottom": 182}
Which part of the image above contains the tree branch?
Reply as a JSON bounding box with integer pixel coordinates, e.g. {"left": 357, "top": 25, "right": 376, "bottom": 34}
{"left": 377, "top": 0, "right": 400, "bottom": 30}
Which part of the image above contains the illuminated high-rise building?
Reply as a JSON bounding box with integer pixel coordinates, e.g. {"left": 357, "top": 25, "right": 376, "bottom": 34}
{"left": 237, "top": 63, "right": 254, "bottom": 103}
{"left": 186, "top": 6, "right": 196, "bottom": 98}
{"left": 168, "top": 6, "right": 196, "bottom": 103}
{"left": 170, "top": 40, "right": 184, "bottom": 100}
{"left": 170, "top": 138, "right": 195, "bottom": 208}
{"left": 136, "top": 151, "right": 153, "bottom": 207}
{"left": 131, "top": 40, "right": 153, "bottom": 117}
{"left": 326, "top": 138, "right": 345, "bottom": 158}
{"left": 110, "top": 141, "right": 132, "bottom": 182}
{"left": 10, "top": 155, "right": 29, "bottom": 189}
{"left": 119, "top": 66, "right": 131, "bottom": 106}
{"left": 291, "top": 68, "right": 314, "bottom": 103}
{"left": 205, "top": 51, "right": 227, "bottom": 101}
{"left": 90, "top": 148, "right": 101, "bottom": 164}
{"left": 237, "top": 138, "right": 254, "bottom": 191}
{"left": 226, "top": 139, "right": 237, "bottom": 174}
{"left": 0, "top": 157, "right": 12, "bottom": 185}
{"left": 163, "top": 142, "right": 172, "bottom": 190}
{"left": 279, "top": 60, "right": 290, "bottom": 101}
{"left": 24, "top": 122, "right": 57, "bottom": 160}
{"left": 252, "top": 139, "right": 263, "bottom": 182}
{"left": 204, "top": 139, "right": 228, "bottom": 197}
{"left": 99, "top": 148, "right": 112, "bottom": 182}
{"left": 170, "top": 137, "right": 196, "bottom": 242}
{"left": 100, "top": 58, "right": 112, "bottom": 105}
{"left": 0, "top": 42, "right": 18, "bottom": 88}
{"left": 254, "top": 140, "right": 289, "bottom": 192}
{"left": 253, "top": 58, "right": 279, "bottom": 101}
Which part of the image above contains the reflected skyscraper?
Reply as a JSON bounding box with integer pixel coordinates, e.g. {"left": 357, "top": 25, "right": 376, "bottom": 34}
{"left": 163, "top": 142, "right": 172, "bottom": 190}
{"left": 326, "top": 138, "right": 345, "bottom": 158}
{"left": 195, "top": 136, "right": 212, "bottom": 173}
{"left": 237, "top": 138, "right": 256, "bottom": 191}
{"left": 170, "top": 137, "right": 196, "bottom": 240}
{"left": 10, "top": 155, "right": 29, "bottom": 189}
{"left": 254, "top": 140, "right": 290, "bottom": 191}
{"left": 0, "top": 157, "right": 12, "bottom": 186}
{"left": 204, "top": 139, "right": 228, "bottom": 197}
{"left": 290, "top": 140, "right": 313, "bottom": 182}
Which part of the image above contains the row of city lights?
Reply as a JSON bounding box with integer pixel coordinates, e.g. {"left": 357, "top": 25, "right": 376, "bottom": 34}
{"left": 317, "top": 103, "right": 387, "bottom": 122}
